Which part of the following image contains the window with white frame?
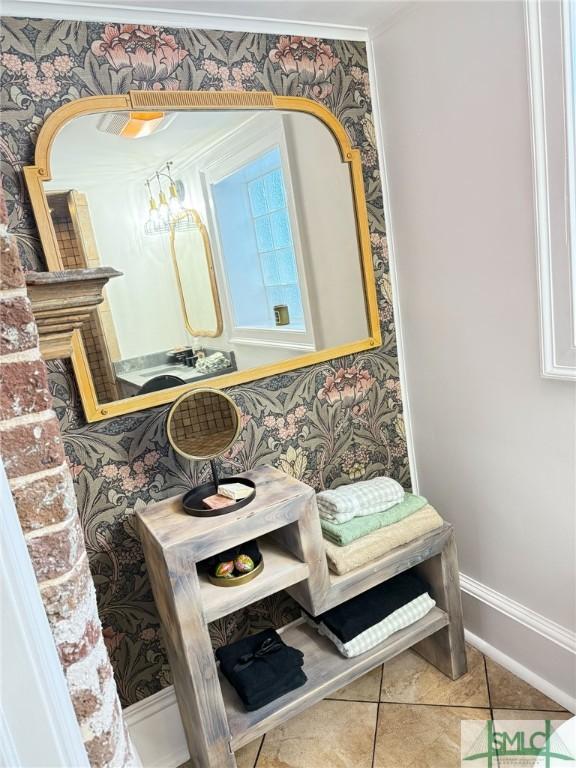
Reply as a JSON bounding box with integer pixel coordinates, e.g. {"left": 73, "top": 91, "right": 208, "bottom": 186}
{"left": 527, "top": 0, "right": 576, "bottom": 379}
{"left": 212, "top": 146, "right": 305, "bottom": 332}
{"left": 201, "top": 114, "right": 315, "bottom": 351}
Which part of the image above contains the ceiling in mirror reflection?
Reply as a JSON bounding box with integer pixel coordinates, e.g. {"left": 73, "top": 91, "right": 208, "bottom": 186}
{"left": 49, "top": 110, "right": 255, "bottom": 182}
{"left": 46, "top": 108, "right": 370, "bottom": 403}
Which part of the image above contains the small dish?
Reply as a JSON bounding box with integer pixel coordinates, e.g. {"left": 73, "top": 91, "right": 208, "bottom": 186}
{"left": 183, "top": 478, "right": 256, "bottom": 517}
{"left": 208, "top": 557, "right": 264, "bottom": 587}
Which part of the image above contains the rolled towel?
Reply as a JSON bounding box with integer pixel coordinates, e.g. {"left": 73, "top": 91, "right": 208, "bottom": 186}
{"left": 304, "top": 592, "right": 436, "bottom": 658}
{"left": 321, "top": 492, "right": 428, "bottom": 546}
{"left": 317, "top": 476, "right": 405, "bottom": 524}
{"left": 324, "top": 504, "right": 444, "bottom": 575}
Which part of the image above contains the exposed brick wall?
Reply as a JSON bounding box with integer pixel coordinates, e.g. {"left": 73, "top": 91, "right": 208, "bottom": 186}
{"left": 0, "top": 186, "right": 137, "bottom": 767}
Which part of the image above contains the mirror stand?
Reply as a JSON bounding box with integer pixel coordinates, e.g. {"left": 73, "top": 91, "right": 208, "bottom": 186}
{"left": 167, "top": 387, "right": 256, "bottom": 517}
{"left": 210, "top": 458, "right": 220, "bottom": 493}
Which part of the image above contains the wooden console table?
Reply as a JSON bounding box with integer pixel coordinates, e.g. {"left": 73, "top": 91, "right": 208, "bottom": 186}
{"left": 137, "top": 465, "right": 466, "bottom": 768}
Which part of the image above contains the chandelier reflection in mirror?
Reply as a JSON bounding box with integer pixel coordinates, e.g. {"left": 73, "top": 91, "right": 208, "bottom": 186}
{"left": 144, "top": 161, "right": 197, "bottom": 235}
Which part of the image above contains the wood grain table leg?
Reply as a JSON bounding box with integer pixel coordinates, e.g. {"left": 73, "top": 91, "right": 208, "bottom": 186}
{"left": 272, "top": 492, "right": 331, "bottom": 614}
{"left": 142, "top": 536, "right": 236, "bottom": 768}
{"left": 413, "top": 528, "right": 467, "bottom": 680}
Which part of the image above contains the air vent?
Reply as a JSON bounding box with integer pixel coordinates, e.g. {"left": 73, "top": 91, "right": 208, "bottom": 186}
{"left": 98, "top": 112, "right": 130, "bottom": 136}
{"left": 97, "top": 112, "right": 176, "bottom": 139}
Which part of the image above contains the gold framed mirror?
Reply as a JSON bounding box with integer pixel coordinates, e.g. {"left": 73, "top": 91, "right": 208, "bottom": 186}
{"left": 169, "top": 209, "right": 223, "bottom": 338}
{"left": 24, "top": 90, "right": 381, "bottom": 422}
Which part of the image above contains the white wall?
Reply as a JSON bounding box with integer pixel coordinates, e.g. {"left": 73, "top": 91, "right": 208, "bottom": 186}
{"left": 373, "top": 0, "right": 576, "bottom": 698}
{"left": 85, "top": 179, "right": 191, "bottom": 360}
{"left": 283, "top": 112, "right": 368, "bottom": 349}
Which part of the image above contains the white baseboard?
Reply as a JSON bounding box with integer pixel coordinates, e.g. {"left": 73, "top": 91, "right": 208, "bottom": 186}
{"left": 464, "top": 629, "right": 576, "bottom": 714}
{"left": 125, "top": 574, "right": 576, "bottom": 767}
{"left": 124, "top": 685, "right": 187, "bottom": 768}
{"left": 460, "top": 573, "right": 576, "bottom": 654}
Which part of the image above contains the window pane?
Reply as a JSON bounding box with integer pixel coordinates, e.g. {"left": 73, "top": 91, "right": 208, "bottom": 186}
{"left": 284, "top": 284, "right": 304, "bottom": 321}
{"left": 260, "top": 251, "right": 281, "bottom": 285}
{"left": 254, "top": 215, "right": 274, "bottom": 252}
{"left": 266, "top": 285, "right": 304, "bottom": 328}
{"left": 264, "top": 169, "right": 285, "bottom": 211}
{"left": 248, "top": 177, "right": 267, "bottom": 217}
{"left": 276, "top": 248, "right": 298, "bottom": 284}
{"left": 270, "top": 209, "right": 291, "bottom": 248}
{"left": 267, "top": 284, "right": 286, "bottom": 310}
{"left": 244, "top": 147, "right": 281, "bottom": 181}
{"left": 212, "top": 144, "right": 307, "bottom": 333}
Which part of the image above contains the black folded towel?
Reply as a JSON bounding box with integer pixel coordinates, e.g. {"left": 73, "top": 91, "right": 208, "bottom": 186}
{"left": 233, "top": 670, "right": 308, "bottom": 711}
{"left": 314, "top": 570, "right": 429, "bottom": 643}
{"left": 216, "top": 629, "right": 307, "bottom": 711}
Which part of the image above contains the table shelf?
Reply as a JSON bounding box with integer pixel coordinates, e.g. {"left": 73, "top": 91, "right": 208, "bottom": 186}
{"left": 222, "top": 607, "right": 449, "bottom": 750}
{"left": 138, "top": 466, "right": 466, "bottom": 768}
{"left": 200, "top": 536, "right": 309, "bottom": 623}
{"left": 321, "top": 523, "right": 453, "bottom": 612}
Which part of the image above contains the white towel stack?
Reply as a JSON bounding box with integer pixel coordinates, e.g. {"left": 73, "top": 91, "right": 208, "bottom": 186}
{"left": 316, "top": 476, "right": 404, "bottom": 524}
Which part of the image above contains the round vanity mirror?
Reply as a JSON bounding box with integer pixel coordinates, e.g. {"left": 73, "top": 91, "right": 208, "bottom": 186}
{"left": 167, "top": 388, "right": 255, "bottom": 516}
{"left": 168, "top": 387, "right": 240, "bottom": 460}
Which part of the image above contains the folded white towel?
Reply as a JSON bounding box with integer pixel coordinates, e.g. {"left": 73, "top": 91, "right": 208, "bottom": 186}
{"left": 303, "top": 593, "right": 436, "bottom": 658}
{"left": 317, "top": 476, "right": 405, "bottom": 524}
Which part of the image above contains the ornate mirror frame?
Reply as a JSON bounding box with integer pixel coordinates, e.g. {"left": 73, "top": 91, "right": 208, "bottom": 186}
{"left": 24, "top": 90, "right": 382, "bottom": 422}
{"left": 169, "top": 208, "right": 223, "bottom": 338}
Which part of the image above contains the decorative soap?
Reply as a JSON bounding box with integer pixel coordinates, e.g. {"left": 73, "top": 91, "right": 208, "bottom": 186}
{"left": 218, "top": 483, "right": 253, "bottom": 501}
{"left": 234, "top": 554, "right": 255, "bottom": 573}
{"left": 214, "top": 561, "right": 234, "bottom": 578}
{"left": 203, "top": 493, "right": 235, "bottom": 510}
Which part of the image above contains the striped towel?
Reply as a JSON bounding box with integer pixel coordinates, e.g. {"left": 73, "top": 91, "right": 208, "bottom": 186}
{"left": 317, "top": 476, "right": 405, "bottom": 524}
{"left": 303, "top": 593, "right": 436, "bottom": 658}
{"left": 320, "top": 493, "right": 428, "bottom": 546}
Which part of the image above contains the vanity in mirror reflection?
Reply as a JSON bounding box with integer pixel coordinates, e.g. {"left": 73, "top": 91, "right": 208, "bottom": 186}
{"left": 26, "top": 92, "right": 380, "bottom": 420}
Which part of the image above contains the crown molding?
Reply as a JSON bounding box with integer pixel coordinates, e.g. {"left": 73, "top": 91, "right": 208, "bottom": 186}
{"left": 369, "top": 1, "right": 417, "bottom": 40}
{"left": 2, "top": 0, "right": 370, "bottom": 41}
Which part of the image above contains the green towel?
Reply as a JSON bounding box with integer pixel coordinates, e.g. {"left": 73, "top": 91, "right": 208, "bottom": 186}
{"left": 320, "top": 493, "right": 428, "bottom": 546}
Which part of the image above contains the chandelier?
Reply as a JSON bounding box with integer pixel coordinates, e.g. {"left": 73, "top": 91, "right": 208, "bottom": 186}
{"left": 144, "top": 161, "right": 198, "bottom": 235}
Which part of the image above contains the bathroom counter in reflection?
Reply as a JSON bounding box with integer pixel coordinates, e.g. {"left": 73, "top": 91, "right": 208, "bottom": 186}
{"left": 115, "top": 352, "right": 237, "bottom": 397}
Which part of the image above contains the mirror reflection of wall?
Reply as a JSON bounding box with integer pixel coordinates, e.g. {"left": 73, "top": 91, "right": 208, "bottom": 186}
{"left": 45, "top": 108, "right": 370, "bottom": 402}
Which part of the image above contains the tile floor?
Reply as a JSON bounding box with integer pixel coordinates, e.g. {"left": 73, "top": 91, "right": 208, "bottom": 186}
{"left": 227, "top": 645, "right": 571, "bottom": 768}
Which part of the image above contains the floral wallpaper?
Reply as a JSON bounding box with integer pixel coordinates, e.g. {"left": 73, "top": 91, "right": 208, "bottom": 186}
{"left": 1, "top": 18, "right": 409, "bottom": 707}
